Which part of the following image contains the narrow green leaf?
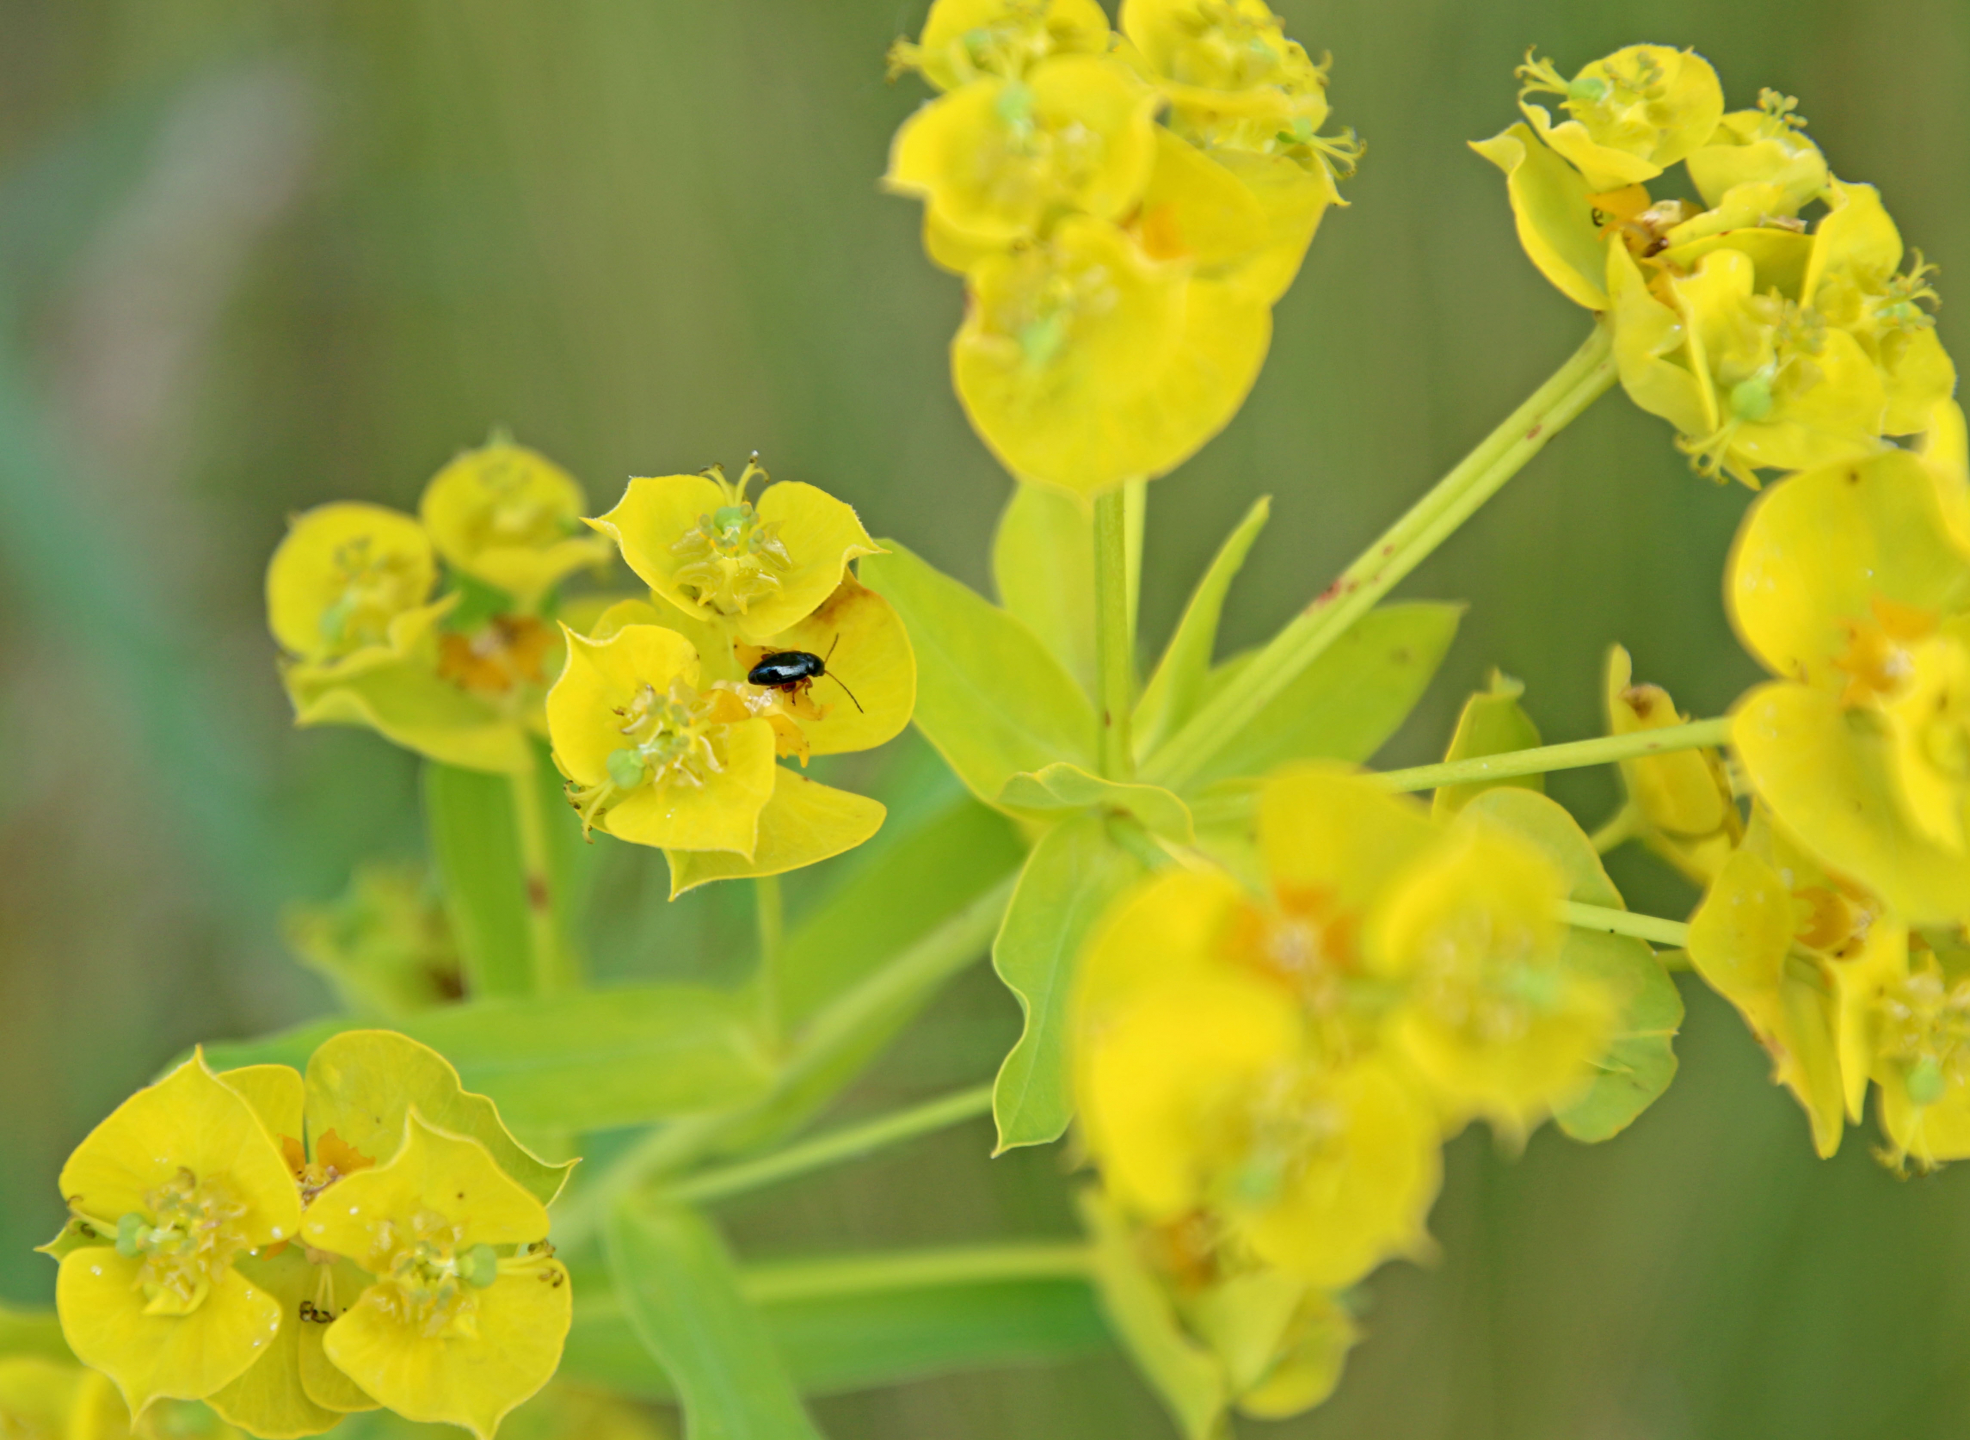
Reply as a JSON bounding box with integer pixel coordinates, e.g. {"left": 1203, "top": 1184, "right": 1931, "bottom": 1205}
{"left": 604, "top": 1201, "right": 825, "bottom": 1440}
{"left": 423, "top": 760, "right": 532, "bottom": 998}
{"left": 992, "top": 818, "right": 1143, "bottom": 1152}
{"left": 198, "top": 985, "right": 775, "bottom": 1133}
{"left": 860, "top": 542, "right": 1097, "bottom": 806}
{"left": 1183, "top": 603, "right": 1462, "bottom": 791}
{"left": 1432, "top": 669, "right": 1544, "bottom": 818}
{"left": 1461, "top": 788, "right": 1682, "bottom": 1141}
{"left": 993, "top": 480, "right": 1097, "bottom": 697}
{"left": 998, "top": 762, "right": 1194, "bottom": 843}
{"left": 562, "top": 1267, "right": 1107, "bottom": 1400}
{"left": 1134, "top": 497, "right": 1270, "bottom": 760}
{"left": 1080, "top": 1190, "right": 1228, "bottom": 1440}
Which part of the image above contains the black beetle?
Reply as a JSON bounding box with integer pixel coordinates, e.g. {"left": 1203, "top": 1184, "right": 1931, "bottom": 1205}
{"left": 746, "top": 636, "right": 863, "bottom": 713}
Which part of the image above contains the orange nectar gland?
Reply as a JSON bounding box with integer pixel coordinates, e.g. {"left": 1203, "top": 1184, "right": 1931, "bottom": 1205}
{"left": 1230, "top": 889, "right": 1359, "bottom": 1021}
{"left": 1832, "top": 595, "right": 1937, "bottom": 707}
{"left": 667, "top": 459, "right": 794, "bottom": 617}
{"left": 280, "top": 1132, "right": 376, "bottom": 1210}
{"left": 109, "top": 1170, "right": 251, "bottom": 1317}
{"left": 569, "top": 677, "right": 751, "bottom": 837}
{"left": 437, "top": 615, "right": 556, "bottom": 700}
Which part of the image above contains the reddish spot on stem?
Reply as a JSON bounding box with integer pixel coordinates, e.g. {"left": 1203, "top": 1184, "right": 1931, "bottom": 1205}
{"left": 1525, "top": 423, "right": 1544, "bottom": 441}
{"left": 527, "top": 875, "right": 551, "bottom": 911}
{"left": 1381, "top": 544, "right": 1394, "bottom": 556}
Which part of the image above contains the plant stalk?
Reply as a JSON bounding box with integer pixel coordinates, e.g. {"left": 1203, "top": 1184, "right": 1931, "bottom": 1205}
{"left": 508, "top": 751, "right": 570, "bottom": 994}
{"left": 662, "top": 1083, "right": 994, "bottom": 1207}
{"left": 752, "top": 874, "right": 785, "bottom": 1046}
{"left": 1561, "top": 900, "right": 1691, "bottom": 950}
{"left": 551, "top": 874, "right": 1015, "bottom": 1250}
{"left": 1142, "top": 322, "right": 1617, "bottom": 792}
{"left": 739, "top": 1242, "right": 1093, "bottom": 1305}
{"left": 1372, "top": 718, "right": 1733, "bottom": 795}
{"left": 1093, "top": 487, "right": 1137, "bottom": 781}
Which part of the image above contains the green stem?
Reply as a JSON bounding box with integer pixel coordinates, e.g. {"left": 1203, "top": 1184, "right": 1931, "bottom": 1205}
{"left": 1141, "top": 322, "right": 1617, "bottom": 792}
{"left": 508, "top": 752, "right": 568, "bottom": 994}
{"left": 662, "top": 1083, "right": 994, "bottom": 1207}
{"left": 551, "top": 874, "right": 1015, "bottom": 1250}
{"left": 1589, "top": 804, "right": 1642, "bottom": 854}
{"left": 1093, "top": 487, "right": 1137, "bottom": 781}
{"left": 739, "top": 1243, "right": 1092, "bottom": 1305}
{"left": 1373, "top": 718, "right": 1733, "bottom": 795}
{"left": 752, "top": 874, "right": 785, "bottom": 1046}
{"left": 1561, "top": 900, "right": 1691, "bottom": 950}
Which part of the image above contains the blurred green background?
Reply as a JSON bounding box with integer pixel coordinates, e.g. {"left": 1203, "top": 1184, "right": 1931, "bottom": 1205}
{"left": 4, "top": 1, "right": 1969, "bottom": 1436}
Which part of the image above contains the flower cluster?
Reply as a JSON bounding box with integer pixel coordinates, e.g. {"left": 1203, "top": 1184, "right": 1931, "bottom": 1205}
{"left": 886, "top": 0, "right": 1358, "bottom": 495}
{"left": 549, "top": 458, "right": 916, "bottom": 894}
{"left": 1072, "top": 764, "right": 1661, "bottom": 1414}
{"left": 1480, "top": 45, "right": 1970, "bottom": 1170}
{"left": 267, "top": 437, "right": 613, "bottom": 773}
{"left": 1476, "top": 47, "right": 1956, "bottom": 487}
{"left": 42, "top": 1033, "right": 575, "bottom": 1439}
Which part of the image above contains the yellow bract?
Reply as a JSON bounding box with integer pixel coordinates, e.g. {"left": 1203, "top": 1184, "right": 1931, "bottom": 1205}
{"left": 302, "top": 1114, "right": 570, "bottom": 1440}
{"left": 1726, "top": 451, "right": 1970, "bottom": 924}
{"left": 419, "top": 440, "right": 612, "bottom": 606}
{"left": 1121, "top": 0, "right": 1329, "bottom": 129}
{"left": 953, "top": 216, "right": 1270, "bottom": 494}
{"left": 1369, "top": 823, "right": 1614, "bottom": 1136}
{"left": 886, "top": 55, "right": 1160, "bottom": 244}
{"left": 1516, "top": 45, "right": 1723, "bottom": 192}
{"left": 590, "top": 462, "right": 879, "bottom": 644}
{"left": 267, "top": 503, "right": 443, "bottom": 665}
{"left": 1604, "top": 645, "right": 1740, "bottom": 882}
{"left": 51, "top": 1056, "right": 300, "bottom": 1416}
{"left": 546, "top": 623, "right": 776, "bottom": 855}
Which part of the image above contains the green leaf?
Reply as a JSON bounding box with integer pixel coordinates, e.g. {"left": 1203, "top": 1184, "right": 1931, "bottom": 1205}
{"left": 1432, "top": 669, "right": 1544, "bottom": 818}
{"left": 1182, "top": 603, "right": 1462, "bottom": 791}
{"left": 860, "top": 542, "right": 1096, "bottom": 806}
{"left": 423, "top": 760, "right": 532, "bottom": 998}
{"left": 198, "top": 985, "right": 775, "bottom": 1134}
{"left": 1080, "top": 1190, "right": 1228, "bottom": 1440}
{"left": 998, "top": 762, "right": 1194, "bottom": 843}
{"left": 993, "top": 480, "right": 1096, "bottom": 697}
{"left": 604, "top": 1200, "right": 825, "bottom": 1439}
{"left": 562, "top": 1262, "right": 1108, "bottom": 1400}
{"left": 1134, "top": 497, "right": 1270, "bottom": 760}
{"left": 1461, "top": 787, "right": 1683, "bottom": 1142}
{"left": 992, "top": 817, "right": 1143, "bottom": 1152}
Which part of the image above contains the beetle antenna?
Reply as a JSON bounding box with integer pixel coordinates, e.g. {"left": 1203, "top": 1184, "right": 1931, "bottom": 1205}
{"left": 824, "top": 633, "right": 840, "bottom": 663}
{"left": 829, "top": 672, "right": 865, "bottom": 714}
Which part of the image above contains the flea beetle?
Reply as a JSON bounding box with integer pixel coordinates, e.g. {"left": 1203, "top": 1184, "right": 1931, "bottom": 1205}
{"left": 746, "top": 635, "right": 863, "bottom": 712}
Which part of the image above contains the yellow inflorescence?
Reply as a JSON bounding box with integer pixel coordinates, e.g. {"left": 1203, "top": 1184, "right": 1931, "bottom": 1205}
{"left": 886, "top": 0, "right": 1356, "bottom": 496}
{"left": 43, "top": 1034, "right": 574, "bottom": 1440}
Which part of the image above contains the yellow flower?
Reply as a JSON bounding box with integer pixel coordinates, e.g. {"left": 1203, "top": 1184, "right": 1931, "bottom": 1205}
{"left": 545, "top": 622, "right": 777, "bottom": 854}
{"left": 588, "top": 459, "right": 880, "bottom": 644}
{"left": 1800, "top": 180, "right": 1956, "bottom": 436}
{"left": 1727, "top": 449, "right": 1970, "bottom": 924}
{"left": 1688, "top": 806, "right": 1906, "bottom": 1155}
{"left": 300, "top": 1113, "right": 570, "bottom": 1440}
{"left": 48, "top": 1055, "right": 301, "bottom": 1415}
{"left": 888, "top": 0, "right": 1111, "bottom": 92}
{"left": 1074, "top": 767, "right": 1445, "bottom": 1289}
{"left": 1678, "top": 90, "right": 1827, "bottom": 243}
{"left": 1870, "top": 933, "right": 1970, "bottom": 1168}
{"left": 886, "top": 54, "right": 1160, "bottom": 245}
{"left": 952, "top": 215, "right": 1269, "bottom": 495}
{"left": 266, "top": 502, "right": 445, "bottom": 666}
{"left": 1603, "top": 645, "right": 1741, "bottom": 882}
{"left": 268, "top": 504, "right": 556, "bottom": 774}
{"left": 1119, "top": 0, "right": 1329, "bottom": 130}
{"left": 0, "top": 1352, "right": 244, "bottom": 1440}
{"left": 1515, "top": 45, "right": 1723, "bottom": 192}
{"left": 1367, "top": 822, "right": 1617, "bottom": 1135}
{"left": 418, "top": 439, "right": 612, "bottom": 607}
